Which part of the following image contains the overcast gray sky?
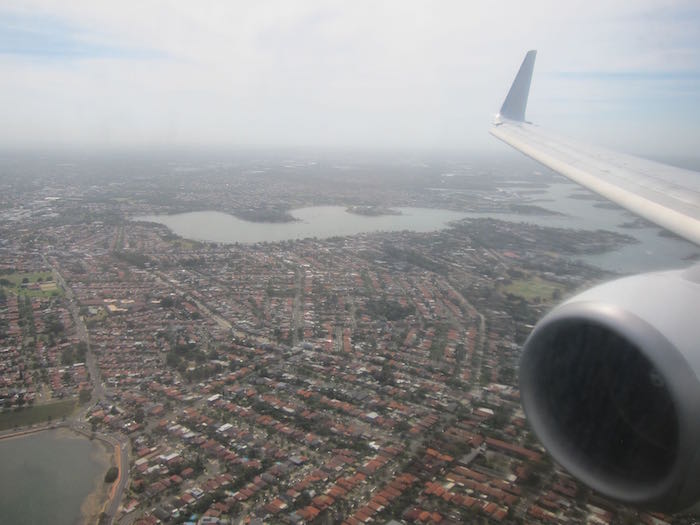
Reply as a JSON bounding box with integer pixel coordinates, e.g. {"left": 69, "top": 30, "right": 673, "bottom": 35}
{"left": 1, "top": 1, "right": 699, "bottom": 156}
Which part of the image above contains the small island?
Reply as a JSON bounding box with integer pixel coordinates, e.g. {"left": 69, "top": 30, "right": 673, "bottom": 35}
{"left": 618, "top": 217, "right": 651, "bottom": 229}
{"left": 234, "top": 207, "right": 298, "bottom": 223}
{"left": 346, "top": 205, "right": 402, "bottom": 217}
{"left": 593, "top": 201, "right": 623, "bottom": 210}
{"left": 508, "top": 204, "right": 565, "bottom": 216}
{"left": 568, "top": 192, "right": 608, "bottom": 202}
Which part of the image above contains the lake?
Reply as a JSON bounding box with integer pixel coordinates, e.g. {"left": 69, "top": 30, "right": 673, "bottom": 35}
{"left": 136, "top": 184, "right": 699, "bottom": 274}
{"left": 136, "top": 206, "right": 468, "bottom": 244}
{"left": 0, "top": 429, "right": 110, "bottom": 525}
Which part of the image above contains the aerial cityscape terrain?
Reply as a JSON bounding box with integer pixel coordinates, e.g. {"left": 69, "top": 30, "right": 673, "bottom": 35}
{"left": 1, "top": 151, "right": 696, "bottom": 525}
{"left": 1, "top": 0, "right": 700, "bottom": 523}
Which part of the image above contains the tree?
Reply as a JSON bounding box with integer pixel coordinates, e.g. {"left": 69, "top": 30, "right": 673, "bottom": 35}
{"left": 490, "top": 406, "right": 510, "bottom": 430}
{"left": 61, "top": 347, "right": 74, "bottom": 366}
{"left": 166, "top": 352, "right": 181, "bottom": 368}
{"left": 104, "top": 466, "right": 119, "bottom": 483}
{"left": 75, "top": 342, "right": 88, "bottom": 361}
{"left": 497, "top": 365, "right": 516, "bottom": 386}
{"left": 377, "top": 364, "right": 394, "bottom": 385}
{"left": 455, "top": 343, "right": 466, "bottom": 364}
{"left": 194, "top": 454, "right": 205, "bottom": 474}
{"left": 79, "top": 388, "right": 92, "bottom": 404}
{"left": 160, "top": 296, "right": 175, "bottom": 308}
{"left": 395, "top": 419, "right": 411, "bottom": 434}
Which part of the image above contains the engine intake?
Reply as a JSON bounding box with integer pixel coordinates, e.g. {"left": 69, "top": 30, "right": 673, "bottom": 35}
{"left": 519, "top": 267, "right": 700, "bottom": 511}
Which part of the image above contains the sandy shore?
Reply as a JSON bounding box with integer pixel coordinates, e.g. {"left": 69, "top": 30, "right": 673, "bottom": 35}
{"left": 80, "top": 436, "right": 114, "bottom": 525}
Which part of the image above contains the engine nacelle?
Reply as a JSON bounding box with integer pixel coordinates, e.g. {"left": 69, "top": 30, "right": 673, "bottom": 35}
{"left": 519, "top": 266, "right": 700, "bottom": 512}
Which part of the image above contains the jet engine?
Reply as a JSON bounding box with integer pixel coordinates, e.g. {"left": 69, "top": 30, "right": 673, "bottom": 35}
{"left": 519, "top": 265, "right": 700, "bottom": 512}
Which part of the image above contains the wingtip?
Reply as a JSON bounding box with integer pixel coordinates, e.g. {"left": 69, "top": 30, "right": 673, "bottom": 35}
{"left": 499, "top": 51, "right": 537, "bottom": 122}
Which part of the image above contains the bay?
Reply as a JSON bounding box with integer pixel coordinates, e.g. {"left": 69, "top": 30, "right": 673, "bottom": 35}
{"left": 479, "top": 182, "right": 699, "bottom": 273}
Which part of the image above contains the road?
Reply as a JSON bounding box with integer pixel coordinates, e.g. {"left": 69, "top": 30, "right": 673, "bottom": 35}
{"left": 46, "top": 258, "right": 106, "bottom": 404}
{"left": 292, "top": 267, "right": 303, "bottom": 345}
{"left": 443, "top": 280, "right": 487, "bottom": 385}
{"left": 106, "top": 435, "right": 130, "bottom": 519}
{"left": 151, "top": 269, "right": 274, "bottom": 346}
{"left": 152, "top": 270, "right": 232, "bottom": 330}
{"left": 44, "top": 256, "right": 127, "bottom": 524}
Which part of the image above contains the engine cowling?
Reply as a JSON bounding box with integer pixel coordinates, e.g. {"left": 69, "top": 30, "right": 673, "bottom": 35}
{"left": 519, "top": 266, "right": 700, "bottom": 512}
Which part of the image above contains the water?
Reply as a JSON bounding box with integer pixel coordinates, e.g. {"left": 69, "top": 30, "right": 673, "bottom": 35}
{"left": 136, "top": 184, "right": 699, "bottom": 274}
{"left": 136, "top": 206, "right": 468, "bottom": 244}
{"left": 468, "top": 182, "right": 699, "bottom": 273}
{"left": 0, "top": 429, "right": 109, "bottom": 525}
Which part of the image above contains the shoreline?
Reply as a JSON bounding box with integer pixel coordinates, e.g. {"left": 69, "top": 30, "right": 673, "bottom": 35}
{"left": 68, "top": 426, "right": 120, "bottom": 525}
{"left": 81, "top": 437, "right": 114, "bottom": 525}
{"left": 0, "top": 422, "right": 63, "bottom": 441}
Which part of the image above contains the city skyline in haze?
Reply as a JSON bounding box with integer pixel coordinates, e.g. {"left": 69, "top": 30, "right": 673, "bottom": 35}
{"left": 1, "top": 1, "right": 699, "bottom": 157}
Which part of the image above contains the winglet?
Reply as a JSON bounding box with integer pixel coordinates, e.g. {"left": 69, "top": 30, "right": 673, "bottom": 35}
{"left": 499, "top": 50, "right": 537, "bottom": 122}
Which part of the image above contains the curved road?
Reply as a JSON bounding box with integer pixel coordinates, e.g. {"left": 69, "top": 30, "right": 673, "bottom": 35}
{"left": 105, "top": 435, "right": 130, "bottom": 520}
{"left": 70, "top": 420, "right": 129, "bottom": 522}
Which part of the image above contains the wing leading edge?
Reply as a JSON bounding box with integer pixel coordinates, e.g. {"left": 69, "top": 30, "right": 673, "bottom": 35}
{"left": 491, "top": 51, "right": 700, "bottom": 247}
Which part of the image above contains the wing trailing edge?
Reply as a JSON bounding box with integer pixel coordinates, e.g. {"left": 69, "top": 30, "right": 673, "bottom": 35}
{"left": 491, "top": 52, "right": 700, "bottom": 247}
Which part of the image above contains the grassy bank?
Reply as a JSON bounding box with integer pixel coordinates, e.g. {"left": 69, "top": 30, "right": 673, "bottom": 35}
{"left": 0, "top": 270, "right": 63, "bottom": 298}
{"left": 0, "top": 399, "right": 77, "bottom": 431}
{"left": 502, "top": 276, "right": 565, "bottom": 302}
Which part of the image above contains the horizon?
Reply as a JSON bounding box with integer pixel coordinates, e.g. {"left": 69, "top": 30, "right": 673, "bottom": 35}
{"left": 2, "top": 145, "right": 700, "bottom": 175}
{"left": 1, "top": 1, "right": 700, "bottom": 157}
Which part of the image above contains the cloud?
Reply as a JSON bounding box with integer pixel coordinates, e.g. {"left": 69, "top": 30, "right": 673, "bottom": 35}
{"left": 0, "top": 0, "right": 699, "bottom": 155}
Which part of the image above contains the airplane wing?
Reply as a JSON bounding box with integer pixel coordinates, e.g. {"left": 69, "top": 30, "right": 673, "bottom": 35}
{"left": 492, "top": 51, "right": 700, "bottom": 513}
{"left": 490, "top": 50, "right": 700, "bottom": 246}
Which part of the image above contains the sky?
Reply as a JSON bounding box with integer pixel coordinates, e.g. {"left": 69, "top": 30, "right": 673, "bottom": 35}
{"left": 1, "top": 1, "right": 699, "bottom": 156}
